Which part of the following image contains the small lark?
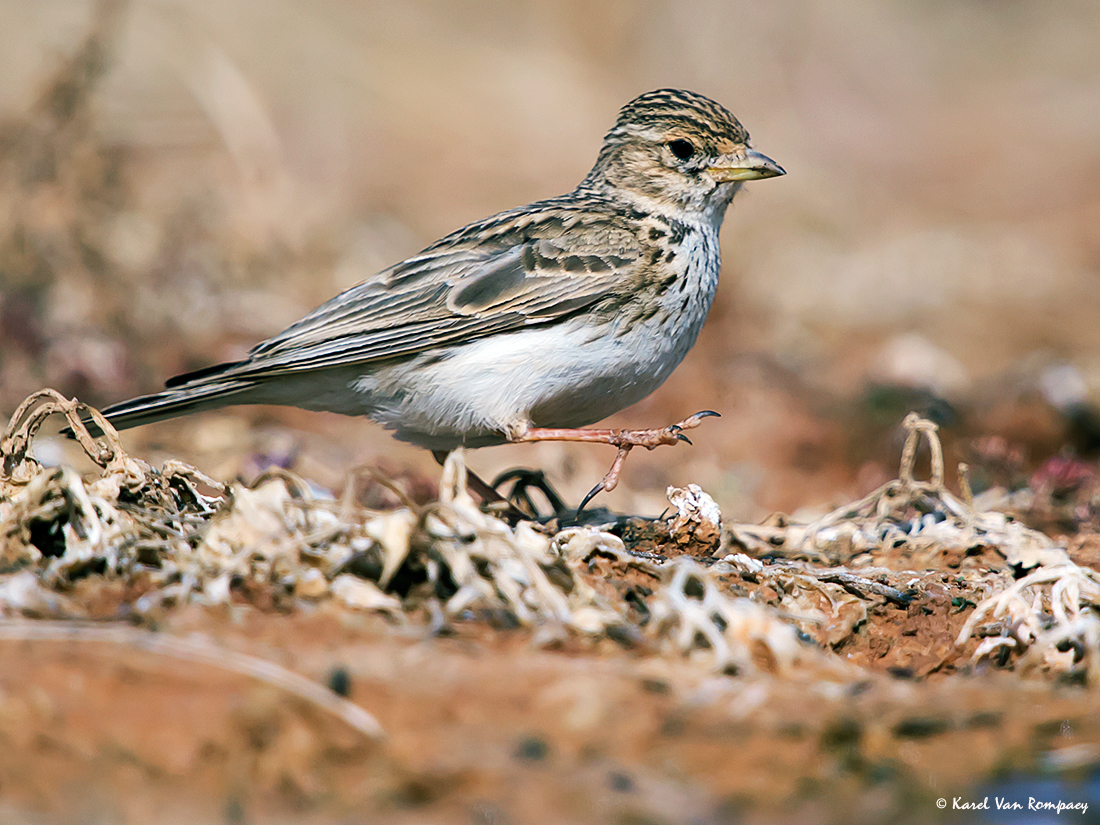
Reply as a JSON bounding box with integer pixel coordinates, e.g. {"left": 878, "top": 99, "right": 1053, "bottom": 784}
{"left": 94, "top": 89, "right": 784, "bottom": 508}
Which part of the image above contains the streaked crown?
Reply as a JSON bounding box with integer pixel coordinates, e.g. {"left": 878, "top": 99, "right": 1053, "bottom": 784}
{"left": 605, "top": 89, "right": 750, "bottom": 148}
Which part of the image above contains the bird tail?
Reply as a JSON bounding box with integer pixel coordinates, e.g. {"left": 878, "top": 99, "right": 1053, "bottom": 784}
{"left": 94, "top": 383, "right": 251, "bottom": 434}
{"left": 76, "top": 361, "right": 257, "bottom": 437}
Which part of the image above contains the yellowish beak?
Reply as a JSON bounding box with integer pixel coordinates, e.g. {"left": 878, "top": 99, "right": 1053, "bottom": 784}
{"left": 708, "top": 149, "right": 785, "bottom": 182}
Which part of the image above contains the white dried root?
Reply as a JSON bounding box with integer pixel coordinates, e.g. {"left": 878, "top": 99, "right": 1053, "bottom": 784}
{"left": 956, "top": 561, "right": 1100, "bottom": 683}
{"left": 429, "top": 451, "right": 625, "bottom": 636}
{"left": 0, "top": 392, "right": 632, "bottom": 634}
{"left": 730, "top": 413, "right": 1068, "bottom": 568}
{"left": 1, "top": 388, "right": 150, "bottom": 491}
{"left": 649, "top": 558, "right": 855, "bottom": 678}
{"left": 715, "top": 554, "right": 911, "bottom": 647}
{"left": 666, "top": 483, "right": 722, "bottom": 551}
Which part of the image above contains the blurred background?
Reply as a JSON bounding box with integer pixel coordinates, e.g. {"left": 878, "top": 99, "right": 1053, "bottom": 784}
{"left": 2, "top": 0, "right": 1099, "bottom": 520}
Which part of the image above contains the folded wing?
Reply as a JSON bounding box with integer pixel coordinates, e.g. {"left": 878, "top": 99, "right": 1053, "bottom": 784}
{"left": 193, "top": 216, "right": 639, "bottom": 381}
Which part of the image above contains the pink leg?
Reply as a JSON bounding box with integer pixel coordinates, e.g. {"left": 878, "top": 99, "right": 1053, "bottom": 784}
{"left": 510, "top": 410, "right": 720, "bottom": 510}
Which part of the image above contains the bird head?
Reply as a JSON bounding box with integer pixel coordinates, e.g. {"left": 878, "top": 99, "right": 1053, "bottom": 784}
{"left": 582, "top": 89, "right": 784, "bottom": 223}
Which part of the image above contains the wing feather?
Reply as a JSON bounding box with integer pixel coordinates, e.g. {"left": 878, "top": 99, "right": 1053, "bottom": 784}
{"left": 209, "top": 208, "right": 640, "bottom": 379}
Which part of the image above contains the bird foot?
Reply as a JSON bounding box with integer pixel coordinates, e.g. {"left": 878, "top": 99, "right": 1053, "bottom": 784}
{"left": 602, "top": 409, "right": 720, "bottom": 450}
{"left": 511, "top": 411, "right": 721, "bottom": 512}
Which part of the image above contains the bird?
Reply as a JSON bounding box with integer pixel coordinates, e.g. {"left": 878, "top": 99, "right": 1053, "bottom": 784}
{"left": 88, "top": 89, "right": 784, "bottom": 510}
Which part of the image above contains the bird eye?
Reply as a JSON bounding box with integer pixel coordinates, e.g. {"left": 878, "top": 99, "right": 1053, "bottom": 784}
{"left": 667, "top": 139, "right": 695, "bottom": 160}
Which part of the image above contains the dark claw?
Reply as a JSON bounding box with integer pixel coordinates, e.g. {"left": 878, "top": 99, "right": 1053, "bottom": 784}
{"left": 577, "top": 480, "right": 605, "bottom": 513}
{"left": 694, "top": 410, "right": 721, "bottom": 419}
{"left": 675, "top": 432, "right": 693, "bottom": 445}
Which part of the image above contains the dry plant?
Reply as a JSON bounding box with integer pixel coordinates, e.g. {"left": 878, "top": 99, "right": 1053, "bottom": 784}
{"left": 718, "top": 413, "right": 1100, "bottom": 683}
{"left": 0, "top": 389, "right": 856, "bottom": 682}
{"left": 649, "top": 557, "right": 856, "bottom": 679}
{"left": 4, "top": 391, "right": 1097, "bottom": 687}
{"left": 730, "top": 412, "right": 1069, "bottom": 570}
{"left": 956, "top": 562, "right": 1100, "bottom": 684}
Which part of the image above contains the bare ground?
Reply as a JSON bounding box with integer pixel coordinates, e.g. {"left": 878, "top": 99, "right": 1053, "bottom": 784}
{"left": 2, "top": 398, "right": 1100, "bottom": 825}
